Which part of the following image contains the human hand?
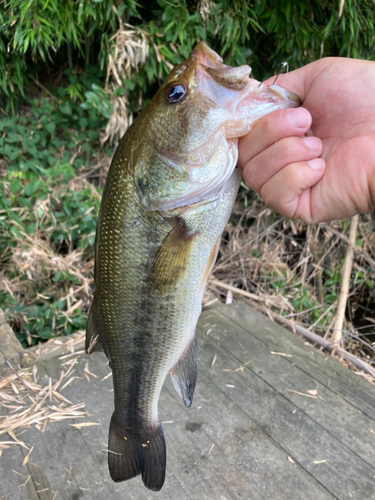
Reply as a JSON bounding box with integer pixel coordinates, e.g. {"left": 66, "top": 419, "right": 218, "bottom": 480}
{"left": 238, "top": 58, "right": 375, "bottom": 223}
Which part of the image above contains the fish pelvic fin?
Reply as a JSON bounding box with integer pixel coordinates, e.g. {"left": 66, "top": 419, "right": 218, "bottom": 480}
{"left": 108, "top": 415, "right": 166, "bottom": 492}
{"left": 85, "top": 300, "right": 104, "bottom": 355}
{"left": 147, "top": 220, "right": 198, "bottom": 297}
{"left": 170, "top": 335, "right": 198, "bottom": 407}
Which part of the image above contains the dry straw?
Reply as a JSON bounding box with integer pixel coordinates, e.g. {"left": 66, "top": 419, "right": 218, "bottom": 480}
{"left": 102, "top": 20, "right": 150, "bottom": 144}
{"left": 0, "top": 351, "right": 89, "bottom": 453}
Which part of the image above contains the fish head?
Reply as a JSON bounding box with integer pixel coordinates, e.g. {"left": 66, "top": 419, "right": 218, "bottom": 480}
{"left": 130, "top": 42, "right": 300, "bottom": 211}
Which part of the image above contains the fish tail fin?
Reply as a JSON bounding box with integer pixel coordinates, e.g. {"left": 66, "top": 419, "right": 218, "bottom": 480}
{"left": 140, "top": 423, "right": 166, "bottom": 491}
{"left": 108, "top": 414, "right": 166, "bottom": 491}
{"left": 108, "top": 415, "right": 141, "bottom": 483}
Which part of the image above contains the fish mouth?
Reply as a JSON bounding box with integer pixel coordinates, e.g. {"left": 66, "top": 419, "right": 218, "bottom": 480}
{"left": 191, "top": 42, "right": 223, "bottom": 67}
{"left": 192, "top": 42, "right": 252, "bottom": 91}
{"left": 191, "top": 42, "right": 300, "bottom": 122}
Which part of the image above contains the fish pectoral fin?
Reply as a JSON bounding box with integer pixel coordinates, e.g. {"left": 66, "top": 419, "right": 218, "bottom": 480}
{"left": 147, "top": 221, "right": 198, "bottom": 296}
{"left": 85, "top": 300, "right": 106, "bottom": 357}
{"left": 170, "top": 335, "right": 198, "bottom": 408}
{"left": 108, "top": 415, "right": 166, "bottom": 492}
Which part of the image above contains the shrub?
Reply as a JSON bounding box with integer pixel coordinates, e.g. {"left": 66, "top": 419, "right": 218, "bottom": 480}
{"left": 2, "top": 0, "right": 375, "bottom": 111}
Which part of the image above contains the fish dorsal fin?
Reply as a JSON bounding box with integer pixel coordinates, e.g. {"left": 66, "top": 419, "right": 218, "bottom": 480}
{"left": 170, "top": 335, "right": 198, "bottom": 408}
{"left": 147, "top": 221, "right": 198, "bottom": 296}
{"left": 85, "top": 300, "right": 105, "bottom": 355}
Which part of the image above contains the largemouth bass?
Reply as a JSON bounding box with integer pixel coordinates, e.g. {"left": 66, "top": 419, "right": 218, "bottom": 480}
{"left": 86, "top": 42, "right": 300, "bottom": 491}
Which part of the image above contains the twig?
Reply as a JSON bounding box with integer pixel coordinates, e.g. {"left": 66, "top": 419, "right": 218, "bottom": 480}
{"left": 29, "top": 75, "right": 59, "bottom": 103}
{"left": 270, "top": 310, "right": 375, "bottom": 378}
{"left": 325, "top": 223, "right": 375, "bottom": 268}
{"left": 331, "top": 216, "right": 358, "bottom": 346}
{"left": 209, "top": 279, "right": 289, "bottom": 311}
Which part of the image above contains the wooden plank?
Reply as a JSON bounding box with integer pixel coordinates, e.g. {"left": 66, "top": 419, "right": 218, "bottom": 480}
{"left": 28, "top": 352, "right": 263, "bottom": 499}
{"left": 16, "top": 416, "right": 122, "bottom": 500}
{"left": 195, "top": 323, "right": 375, "bottom": 499}
{"left": 0, "top": 309, "right": 23, "bottom": 376}
{"left": 201, "top": 307, "right": 375, "bottom": 468}
{"left": 0, "top": 444, "right": 40, "bottom": 500}
{"left": 215, "top": 302, "right": 375, "bottom": 420}
{"left": 2, "top": 301, "right": 375, "bottom": 499}
{"left": 1, "top": 346, "right": 330, "bottom": 499}
{"left": 163, "top": 374, "right": 335, "bottom": 500}
{"left": 158, "top": 388, "right": 263, "bottom": 500}
{"left": 37, "top": 355, "right": 188, "bottom": 500}
{"left": 73, "top": 353, "right": 263, "bottom": 500}
{"left": 0, "top": 392, "right": 40, "bottom": 500}
{"left": 81, "top": 352, "right": 331, "bottom": 500}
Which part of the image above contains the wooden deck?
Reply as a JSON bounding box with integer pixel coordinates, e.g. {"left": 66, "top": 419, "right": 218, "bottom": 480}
{"left": 1, "top": 301, "right": 375, "bottom": 500}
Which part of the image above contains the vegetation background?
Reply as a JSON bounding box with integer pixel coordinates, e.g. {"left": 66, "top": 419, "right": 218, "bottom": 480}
{"left": 0, "top": 0, "right": 374, "bottom": 371}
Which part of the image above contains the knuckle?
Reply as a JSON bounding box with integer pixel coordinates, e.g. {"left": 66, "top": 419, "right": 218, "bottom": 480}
{"left": 259, "top": 183, "right": 275, "bottom": 207}
{"left": 277, "top": 136, "right": 304, "bottom": 158}
{"left": 289, "top": 161, "right": 316, "bottom": 187}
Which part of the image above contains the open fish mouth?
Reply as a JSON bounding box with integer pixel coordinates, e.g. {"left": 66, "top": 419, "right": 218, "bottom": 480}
{"left": 191, "top": 41, "right": 300, "bottom": 115}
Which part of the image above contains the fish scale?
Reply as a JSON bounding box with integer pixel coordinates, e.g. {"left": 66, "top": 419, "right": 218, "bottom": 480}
{"left": 86, "top": 41, "right": 300, "bottom": 491}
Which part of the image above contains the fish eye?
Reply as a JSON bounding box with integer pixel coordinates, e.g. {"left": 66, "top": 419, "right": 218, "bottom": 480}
{"left": 163, "top": 82, "right": 187, "bottom": 104}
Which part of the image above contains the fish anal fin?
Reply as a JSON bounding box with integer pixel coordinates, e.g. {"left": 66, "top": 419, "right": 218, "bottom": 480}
{"left": 197, "top": 235, "right": 221, "bottom": 293}
{"left": 147, "top": 221, "right": 198, "bottom": 296}
{"left": 170, "top": 335, "right": 198, "bottom": 408}
{"left": 108, "top": 415, "right": 166, "bottom": 492}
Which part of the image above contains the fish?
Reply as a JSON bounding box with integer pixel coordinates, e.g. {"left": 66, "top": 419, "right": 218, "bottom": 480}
{"left": 86, "top": 42, "right": 300, "bottom": 492}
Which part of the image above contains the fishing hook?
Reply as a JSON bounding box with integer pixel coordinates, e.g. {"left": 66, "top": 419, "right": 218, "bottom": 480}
{"left": 258, "top": 61, "right": 289, "bottom": 88}
{"left": 271, "top": 62, "right": 289, "bottom": 85}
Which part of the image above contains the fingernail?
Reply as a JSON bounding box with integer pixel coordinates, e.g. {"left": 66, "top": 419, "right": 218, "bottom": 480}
{"left": 307, "top": 158, "right": 325, "bottom": 171}
{"left": 286, "top": 108, "right": 310, "bottom": 129}
{"left": 301, "top": 136, "right": 321, "bottom": 152}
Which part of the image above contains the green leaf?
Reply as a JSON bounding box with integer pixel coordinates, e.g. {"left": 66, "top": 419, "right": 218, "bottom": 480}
{"left": 9, "top": 178, "right": 22, "bottom": 193}
{"left": 25, "top": 179, "right": 41, "bottom": 196}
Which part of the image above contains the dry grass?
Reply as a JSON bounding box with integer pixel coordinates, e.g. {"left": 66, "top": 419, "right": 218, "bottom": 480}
{"left": 102, "top": 21, "right": 150, "bottom": 144}
{"left": 0, "top": 165, "right": 111, "bottom": 345}
{"left": 198, "top": 0, "right": 216, "bottom": 21}
{"left": 0, "top": 353, "right": 89, "bottom": 454}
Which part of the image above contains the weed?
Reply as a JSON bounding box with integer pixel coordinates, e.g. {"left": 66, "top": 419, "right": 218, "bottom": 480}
{"left": 0, "top": 93, "right": 111, "bottom": 347}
